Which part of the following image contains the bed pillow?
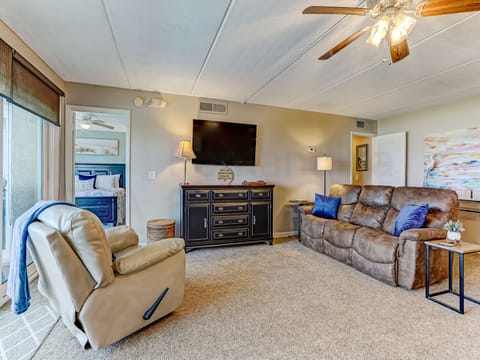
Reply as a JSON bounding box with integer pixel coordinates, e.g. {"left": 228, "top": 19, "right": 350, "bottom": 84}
{"left": 75, "top": 178, "right": 95, "bottom": 191}
{"left": 392, "top": 203, "right": 429, "bottom": 236}
{"left": 312, "top": 193, "right": 341, "bottom": 220}
{"left": 78, "top": 174, "right": 97, "bottom": 188}
{"left": 96, "top": 175, "right": 120, "bottom": 189}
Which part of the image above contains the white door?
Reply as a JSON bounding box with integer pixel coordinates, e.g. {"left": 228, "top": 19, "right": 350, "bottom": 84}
{"left": 371, "top": 132, "right": 407, "bottom": 186}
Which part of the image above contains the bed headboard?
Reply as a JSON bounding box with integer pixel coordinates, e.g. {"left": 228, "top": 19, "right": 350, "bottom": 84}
{"left": 75, "top": 163, "right": 126, "bottom": 188}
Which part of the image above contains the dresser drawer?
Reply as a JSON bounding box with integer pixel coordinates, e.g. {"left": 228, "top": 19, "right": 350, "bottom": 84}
{"left": 212, "top": 215, "right": 249, "bottom": 227}
{"left": 211, "top": 203, "right": 248, "bottom": 214}
{"left": 212, "top": 228, "right": 249, "bottom": 241}
{"left": 212, "top": 190, "right": 248, "bottom": 201}
{"left": 186, "top": 190, "right": 210, "bottom": 202}
{"left": 251, "top": 189, "right": 271, "bottom": 200}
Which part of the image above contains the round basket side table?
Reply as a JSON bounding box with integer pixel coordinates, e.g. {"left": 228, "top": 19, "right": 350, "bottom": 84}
{"left": 146, "top": 219, "right": 175, "bottom": 243}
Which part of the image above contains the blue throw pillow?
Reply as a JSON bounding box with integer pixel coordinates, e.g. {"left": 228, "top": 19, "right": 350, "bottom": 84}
{"left": 312, "top": 193, "right": 341, "bottom": 220}
{"left": 392, "top": 203, "right": 429, "bottom": 237}
{"left": 78, "top": 174, "right": 96, "bottom": 188}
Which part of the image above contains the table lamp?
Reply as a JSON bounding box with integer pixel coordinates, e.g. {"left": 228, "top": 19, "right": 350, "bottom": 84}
{"left": 176, "top": 140, "right": 196, "bottom": 184}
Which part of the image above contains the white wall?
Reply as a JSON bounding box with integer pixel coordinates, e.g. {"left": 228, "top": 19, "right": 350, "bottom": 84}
{"left": 378, "top": 95, "right": 480, "bottom": 244}
{"left": 65, "top": 82, "right": 375, "bottom": 239}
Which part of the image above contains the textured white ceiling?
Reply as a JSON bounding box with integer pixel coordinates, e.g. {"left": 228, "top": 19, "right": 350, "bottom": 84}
{"left": 2, "top": 0, "right": 480, "bottom": 120}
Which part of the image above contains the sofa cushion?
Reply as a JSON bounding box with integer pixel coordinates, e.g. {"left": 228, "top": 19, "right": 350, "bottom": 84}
{"left": 352, "top": 227, "right": 398, "bottom": 263}
{"left": 351, "top": 186, "right": 394, "bottom": 229}
{"left": 323, "top": 220, "right": 359, "bottom": 248}
{"left": 329, "top": 184, "right": 362, "bottom": 222}
{"left": 392, "top": 204, "right": 429, "bottom": 236}
{"left": 383, "top": 187, "right": 459, "bottom": 233}
{"left": 312, "top": 193, "right": 341, "bottom": 219}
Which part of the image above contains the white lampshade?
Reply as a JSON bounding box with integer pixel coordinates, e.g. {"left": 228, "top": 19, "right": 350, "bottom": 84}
{"left": 176, "top": 140, "right": 197, "bottom": 160}
{"left": 317, "top": 156, "right": 333, "bottom": 171}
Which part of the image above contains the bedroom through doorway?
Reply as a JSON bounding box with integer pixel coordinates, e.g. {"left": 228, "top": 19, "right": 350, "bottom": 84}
{"left": 66, "top": 106, "right": 131, "bottom": 227}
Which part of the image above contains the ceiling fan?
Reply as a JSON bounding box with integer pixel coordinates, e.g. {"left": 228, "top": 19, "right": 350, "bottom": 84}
{"left": 303, "top": 0, "right": 480, "bottom": 63}
{"left": 78, "top": 114, "right": 115, "bottom": 130}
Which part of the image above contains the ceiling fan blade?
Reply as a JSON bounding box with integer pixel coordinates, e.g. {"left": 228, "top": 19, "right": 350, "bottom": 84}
{"left": 416, "top": 0, "right": 480, "bottom": 17}
{"left": 390, "top": 39, "right": 410, "bottom": 64}
{"left": 319, "top": 27, "right": 371, "bottom": 60}
{"left": 303, "top": 6, "right": 369, "bottom": 16}
{"left": 90, "top": 120, "right": 114, "bottom": 129}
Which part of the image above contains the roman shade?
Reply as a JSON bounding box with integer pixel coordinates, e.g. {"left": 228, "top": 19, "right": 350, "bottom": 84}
{"left": 0, "top": 37, "right": 64, "bottom": 126}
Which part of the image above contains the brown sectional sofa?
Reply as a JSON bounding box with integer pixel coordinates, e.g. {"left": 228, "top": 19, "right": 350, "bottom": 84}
{"left": 300, "top": 184, "right": 459, "bottom": 289}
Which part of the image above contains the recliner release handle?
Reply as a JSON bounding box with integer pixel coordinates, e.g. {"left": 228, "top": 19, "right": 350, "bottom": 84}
{"left": 143, "top": 287, "right": 169, "bottom": 320}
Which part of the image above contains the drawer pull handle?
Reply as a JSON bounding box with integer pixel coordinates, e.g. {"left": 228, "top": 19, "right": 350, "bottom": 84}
{"left": 238, "top": 206, "right": 244, "bottom": 210}
{"left": 238, "top": 232, "right": 244, "bottom": 236}
{"left": 195, "top": 194, "right": 201, "bottom": 198}
{"left": 238, "top": 193, "right": 244, "bottom": 197}
{"left": 218, "top": 194, "right": 224, "bottom": 197}
{"left": 204, "top": 218, "right": 207, "bottom": 228}
{"left": 218, "top": 220, "right": 224, "bottom": 224}
{"left": 253, "top": 215, "right": 256, "bottom": 225}
{"left": 218, "top": 207, "right": 224, "bottom": 211}
{"left": 238, "top": 219, "right": 243, "bottom": 223}
{"left": 259, "top": 193, "right": 264, "bottom": 196}
{"left": 218, "top": 233, "right": 224, "bottom": 237}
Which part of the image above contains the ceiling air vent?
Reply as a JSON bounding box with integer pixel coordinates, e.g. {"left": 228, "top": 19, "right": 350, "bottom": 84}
{"left": 199, "top": 101, "right": 228, "bottom": 115}
{"left": 355, "top": 119, "right": 377, "bottom": 131}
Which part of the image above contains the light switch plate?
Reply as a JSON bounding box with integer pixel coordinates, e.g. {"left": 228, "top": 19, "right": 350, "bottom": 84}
{"left": 148, "top": 171, "right": 156, "bottom": 180}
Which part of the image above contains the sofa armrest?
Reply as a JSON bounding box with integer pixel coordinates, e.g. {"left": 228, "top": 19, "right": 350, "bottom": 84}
{"left": 105, "top": 225, "right": 139, "bottom": 253}
{"left": 299, "top": 205, "right": 313, "bottom": 216}
{"left": 399, "top": 228, "right": 447, "bottom": 242}
{"left": 113, "top": 238, "right": 185, "bottom": 275}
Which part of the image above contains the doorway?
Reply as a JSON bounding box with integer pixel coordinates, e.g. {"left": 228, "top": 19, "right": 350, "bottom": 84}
{"left": 66, "top": 106, "right": 131, "bottom": 226}
{"left": 350, "top": 132, "right": 374, "bottom": 186}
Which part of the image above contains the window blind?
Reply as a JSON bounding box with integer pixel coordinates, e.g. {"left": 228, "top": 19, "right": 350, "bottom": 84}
{"left": 0, "top": 38, "right": 64, "bottom": 126}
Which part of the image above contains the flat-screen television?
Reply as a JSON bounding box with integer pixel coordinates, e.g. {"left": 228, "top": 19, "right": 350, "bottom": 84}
{"left": 192, "top": 119, "right": 256, "bottom": 166}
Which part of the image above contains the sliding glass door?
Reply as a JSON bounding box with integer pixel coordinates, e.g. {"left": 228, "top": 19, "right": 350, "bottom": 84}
{"left": 1, "top": 99, "right": 44, "bottom": 302}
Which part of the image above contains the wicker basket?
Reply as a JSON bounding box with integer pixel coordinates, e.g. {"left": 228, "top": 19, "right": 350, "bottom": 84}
{"left": 146, "top": 219, "right": 175, "bottom": 242}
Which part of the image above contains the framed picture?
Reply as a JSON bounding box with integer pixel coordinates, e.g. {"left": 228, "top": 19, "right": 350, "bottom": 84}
{"left": 356, "top": 144, "right": 368, "bottom": 171}
{"left": 75, "top": 138, "right": 119, "bottom": 156}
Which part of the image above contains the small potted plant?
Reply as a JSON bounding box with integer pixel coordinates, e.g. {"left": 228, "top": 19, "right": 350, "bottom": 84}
{"left": 443, "top": 220, "right": 465, "bottom": 243}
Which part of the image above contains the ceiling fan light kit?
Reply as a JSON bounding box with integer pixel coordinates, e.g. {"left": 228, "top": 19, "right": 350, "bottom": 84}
{"left": 77, "top": 114, "right": 115, "bottom": 130}
{"left": 304, "top": 0, "right": 480, "bottom": 63}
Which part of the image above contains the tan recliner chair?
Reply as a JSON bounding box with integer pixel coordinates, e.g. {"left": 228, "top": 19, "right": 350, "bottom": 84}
{"left": 27, "top": 204, "right": 185, "bottom": 349}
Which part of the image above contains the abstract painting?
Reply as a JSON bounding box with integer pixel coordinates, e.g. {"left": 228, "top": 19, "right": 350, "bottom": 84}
{"left": 424, "top": 128, "right": 480, "bottom": 200}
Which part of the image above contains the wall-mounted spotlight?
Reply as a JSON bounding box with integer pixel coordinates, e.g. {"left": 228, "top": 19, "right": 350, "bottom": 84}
{"left": 133, "top": 96, "right": 167, "bottom": 108}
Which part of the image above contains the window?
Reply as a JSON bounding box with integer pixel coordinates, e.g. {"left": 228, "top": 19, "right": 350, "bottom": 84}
{"left": 0, "top": 99, "right": 46, "bottom": 303}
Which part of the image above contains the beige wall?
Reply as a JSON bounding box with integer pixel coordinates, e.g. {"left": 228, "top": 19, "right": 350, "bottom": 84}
{"left": 378, "top": 95, "right": 480, "bottom": 244}
{"left": 65, "top": 82, "right": 375, "bottom": 239}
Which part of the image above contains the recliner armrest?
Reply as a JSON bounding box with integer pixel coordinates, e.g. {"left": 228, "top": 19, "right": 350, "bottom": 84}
{"left": 113, "top": 238, "right": 185, "bottom": 275}
{"left": 105, "top": 225, "right": 139, "bottom": 252}
{"left": 399, "top": 228, "right": 447, "bottom": 242}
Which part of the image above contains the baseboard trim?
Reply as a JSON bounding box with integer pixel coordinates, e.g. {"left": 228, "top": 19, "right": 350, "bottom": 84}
{"left": 274, "top": 231, "right": 297, "bottom": 238}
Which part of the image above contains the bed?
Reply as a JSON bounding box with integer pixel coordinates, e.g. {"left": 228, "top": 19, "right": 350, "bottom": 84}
{"left": 75, "top": 163, "right": 126, "bottom": 227}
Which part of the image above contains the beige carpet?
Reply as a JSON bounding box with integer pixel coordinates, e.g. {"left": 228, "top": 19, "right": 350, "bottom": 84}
{"left": 32, "top": 241, "right": 480, "bottom": 359}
